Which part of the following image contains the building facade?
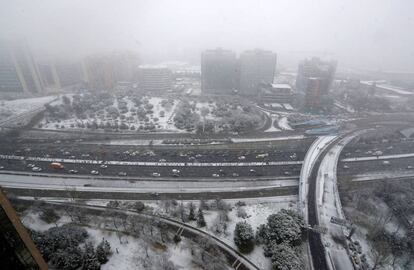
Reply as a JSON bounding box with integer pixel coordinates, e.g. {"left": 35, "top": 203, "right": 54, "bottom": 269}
{"left": 0, "top": 40, "right": 43, "bottom": 94}
{"left": 296, "top": 57, "right": 337, "bottom": 95}
{"left": 239, "top": 49, "right": 276, "bottom": 96}
{"left": 39, "top": 61, "right": 83, "bottom": 92}
{"left": 138, "top": 65, "right": 172, "bottom": 92}
{"left": 296, "top": 58, "right": 337, "bottom": 109}
{"left": 304, "top": 77, "right": 323, "bottom": 109}
{"left": 82, "top": 52, "right": 139, "bottom": 91}
{"left": 201, "top": 48, "right": 238, "bottom": 94}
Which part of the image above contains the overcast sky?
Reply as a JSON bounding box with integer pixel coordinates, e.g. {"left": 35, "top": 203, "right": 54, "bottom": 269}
{"left": 1, "top": 0, "right": 414, "bottom": 71}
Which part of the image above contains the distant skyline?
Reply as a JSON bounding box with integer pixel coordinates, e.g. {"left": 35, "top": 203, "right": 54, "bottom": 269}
{"left": 1, "top": 0, "right": 414, "bottom": 72}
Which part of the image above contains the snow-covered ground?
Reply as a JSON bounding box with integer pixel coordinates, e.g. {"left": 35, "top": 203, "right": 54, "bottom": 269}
{"left": 147, "top": 196, "right": 298, "bottom": 270}
{"left": 260, "top": 109, "right": 294, "bottom": 132}
{"left": 21, "top": 209, "right": 196, "bottom": 270}
{"left": 40, "top": 96, "right": 184, "bottom": 132}
{"left": 0, "top": 95, "right": 57, "bottom": 122}
{"left": 277, "top": 116, "right": 293, "bottom": 131}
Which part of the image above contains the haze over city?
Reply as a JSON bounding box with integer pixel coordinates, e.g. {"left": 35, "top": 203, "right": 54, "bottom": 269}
{"left": 1, "top": 1, "right": 414, "bottom": 270}
{"left": 1, "top": 0, "right": 414, "bottom": 71}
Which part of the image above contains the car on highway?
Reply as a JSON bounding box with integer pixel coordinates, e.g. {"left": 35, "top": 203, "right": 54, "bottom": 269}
{"left": 118, "top": 172, "right": 127, "bottom": 176}
{"left": 212, "top": 173, "right": 220, "bottom": 178}
{"left": 238, "top": 155, "right": 246, "bottom": 160}
{"left": 232, "top": 172, "right": 239, "bottom": 177}
{"left": 90, "top": 170, "right": 99, "bottom": 175}
{"left": 372, "top": 150, "right": 383, "bottom": 156}
{"left": 0, "top": 166, "right": 4, "bottom": 170}
{"left": 256, "top": 153, "right": 269, "bottom": 159}
{"left": 50, "top": 162, "right": 64, "bottom": 169}
{"left": 152, "top": 172, "right": 161, "bottom": 177}
{"left": 159, "top": 159, "right": 167, "bottom": 162}
{"left": 171, "top": 169, "right": 180, "bottom": 177}
{"left": 27, "top": 163, "right": 35, "bottom": 168}
{"left": 100, "top": 164, "right": 108, "bottom": 169}
{"left": 68, "top": 169, "right": 78, "bottom": 174}
{"left": 343, "top": 164, "right": 350, "bottom": 169}
{"left": 382, "top": 160, "right": 390, "bottom": 166}
{"left": 32, "top": 167, "right": 42, "bottom": 172}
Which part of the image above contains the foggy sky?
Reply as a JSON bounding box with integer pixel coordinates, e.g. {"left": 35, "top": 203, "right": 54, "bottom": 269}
{"left": 1, "top": 0, "right": 414, "bottom": 71}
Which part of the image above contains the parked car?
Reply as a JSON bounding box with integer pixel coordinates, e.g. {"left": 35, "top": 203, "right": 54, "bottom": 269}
{"left": 118, "top": 172, "right": 127, "bottom": 176}
{"left": 90, "top": 170, "right": 99, "bottom": 175}
{"left": 69, "top": 169, "right": 78, "bottom": 174}
{"left": 100, "top": 164, "right": 108, "bottom": 169}
{"left": 152, "top": 172, "right": 161, "bottom": 177}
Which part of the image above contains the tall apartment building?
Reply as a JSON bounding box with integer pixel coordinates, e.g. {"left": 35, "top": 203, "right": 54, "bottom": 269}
{"left": 239, "top": 49, "right": 276, "bottom": 96}
{"left": 39, "top": 61, "right": 83, "bottom": 92}
{"left": 296, "top": 58, "right": 337, "bottom": 109}
{"left": 305, "top": 77, "right": 323, "bottom": 109}
{"left": 82, "top": 52, "right": 139, "bottom": 91}
{"left": 138, "top": 65, "right": 172, "bottom": 92}
{"left": 0, "top": 40, "right": 43, "bottom": 94}
{"left": 201, "top": 48, "right": 238, "bottom": 94}
{"left": 296, "top": 57, "right": 337, "bottom": 95}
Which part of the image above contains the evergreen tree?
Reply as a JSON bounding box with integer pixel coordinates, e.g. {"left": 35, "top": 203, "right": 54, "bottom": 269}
{"left": 96, "top": 239, "right": 111, "bottom": 264}
{"left": 188, "top": 202, "right": 196, "bottom": 221}
{"left": 269, "top": 243, "right": 303, "bottom": 270}
{"left": 234, "top": 222, "right": 255, "bottom": 253}
{"left": 82, "top": 242, "right": 100, "bottom": 270}
{"left": 197, "top": 208, "right": 206, "bottom": 227}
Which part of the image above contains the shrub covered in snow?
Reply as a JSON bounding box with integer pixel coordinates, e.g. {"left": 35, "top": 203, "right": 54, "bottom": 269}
{"left": 31, "top": 223, "right": 111, "bottom": 270}
{"left": 256, "top": 209, "right": 304, "bottom": 270}
{"left": 267, "top": 242, "right": 303, "bottom": 270}
{"left": 233, "top": 221, "right": 255, "bottom": 253}
{"left": 259, "top": 209, "right": 303, "bottom": 246}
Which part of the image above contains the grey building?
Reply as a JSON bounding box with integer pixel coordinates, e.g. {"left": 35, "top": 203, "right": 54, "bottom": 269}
{"left": 201, "top": 48, "right": 238, "bottom": 94}
{"left": 39, "top": 61, "right": 83, "bottom": 92}
{"left": 296, "top": 57, "right": 337, "bottom": 95}
{"left": 239, "top": 49, "right": 277, "bottom": 96}
{"left": 138, "top": 65, "right": 172, "bottom": 92}
{"left": 0, "top": 40, "right": 43, "bottom": 93}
